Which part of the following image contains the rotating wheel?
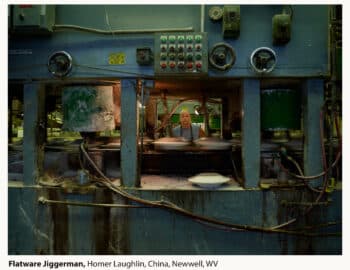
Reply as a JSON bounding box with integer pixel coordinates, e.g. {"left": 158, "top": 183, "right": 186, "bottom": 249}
{"left": 250, "top": 47, "right": 277, "bottom": 74}
{"left": 48, "top": 51, "right": 73, "bottom": 77}
{"left": 209, "top": 42, "right": 236, "bottom": 71}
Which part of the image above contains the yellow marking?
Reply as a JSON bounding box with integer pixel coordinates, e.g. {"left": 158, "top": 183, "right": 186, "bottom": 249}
{"left": 108, "top": 53, "right": 126, "bottom": 65}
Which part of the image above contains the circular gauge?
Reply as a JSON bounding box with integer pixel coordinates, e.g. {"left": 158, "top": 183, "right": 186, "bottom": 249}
{"left": 250, "top": 47, "right": 277, "bottom": 74}
{"left": 48, "top": 51, "right": 73, "bottom": 77}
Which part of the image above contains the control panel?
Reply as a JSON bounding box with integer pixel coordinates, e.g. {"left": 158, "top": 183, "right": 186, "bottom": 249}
{"left": 154, "top": 32, "right": 208, "bottom": 76}
{"left": 11, "top": 5, "right": 55, "bottom": 35}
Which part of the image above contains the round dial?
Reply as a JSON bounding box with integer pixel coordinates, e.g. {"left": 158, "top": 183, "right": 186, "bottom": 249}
{"left": 47, "top": 51, "right": 73, "bottom": 77}
{"left": 209, "top": 42, "right": 236, "bottom": 71}
{"left": 250, "top": 47, "right": 277, "bottom": 74}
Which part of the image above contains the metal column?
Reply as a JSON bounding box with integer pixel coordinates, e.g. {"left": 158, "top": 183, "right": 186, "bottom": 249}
{"left": 242, "top": 79, "right": 261, "bottom": 188}
{"left": 23, "top": 82, "right": 45, "bottom": 185}
{"left": 302, "top": 79, "right": 324, "bottom": 187}
{"left": 13, "top": 82, "right": 46, "bottom": 254}
{"left": 121, "top": 79, "right": 139, "bottom": 187}
{"left": 67, "top": 194, "right": 95, "bottom": 254}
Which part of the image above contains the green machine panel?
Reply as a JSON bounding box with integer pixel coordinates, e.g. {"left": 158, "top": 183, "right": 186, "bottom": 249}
{"left": 261, "top": 89, "right": 301, "bottom": 131}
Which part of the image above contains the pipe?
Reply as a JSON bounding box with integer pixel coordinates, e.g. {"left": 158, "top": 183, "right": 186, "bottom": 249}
{"left": 137, "top": 79, "right": 145, "bottom": 188}
{"left": 202, "top": 97, "right": 209, "bottom": 136}
{"left": 73, "top": 63, "right": 153, "bottom": 78}
{"left": 285, "top": 155, "right": 322, "bottom": 193}
{"left": 160, "top": 91, "right": 173, "bottom": 137}
{"left": 53, "top": 24, "right": 194, "bottom": 34}
{"left": 79, "top": 142, "right": 339, "bottom": 235}
{"left": 38, "top": 196, "right": 149, "bottom": 208}
{"left": 200, "top": 5, "right": 205, "bottom": 32}
{"left": 328, "top": 7, "right": 337, "bottom": 179}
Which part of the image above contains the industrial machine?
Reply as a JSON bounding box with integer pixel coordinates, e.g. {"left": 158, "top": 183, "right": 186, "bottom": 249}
{"left": 8, "top": 5, "right": 342, "bottom": 255}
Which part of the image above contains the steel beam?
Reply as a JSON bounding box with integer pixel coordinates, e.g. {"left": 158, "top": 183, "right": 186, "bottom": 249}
{"left": 302, "top": 79, "right": 324, "bottom": 187}
{"left": 242, "top": 79, "right": 261, "bottom": 188}
{"left": 121, "top": 79, "right": 139, "bottom": 187}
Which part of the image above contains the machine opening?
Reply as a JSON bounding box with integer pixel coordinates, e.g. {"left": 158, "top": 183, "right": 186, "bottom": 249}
{"left": 139, "top": 78, "right": 243, "bottom": 189}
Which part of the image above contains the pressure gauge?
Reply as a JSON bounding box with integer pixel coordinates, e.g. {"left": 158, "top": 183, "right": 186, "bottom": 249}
{"left": 47, "top": 51, "right": 73, "bottom": 77}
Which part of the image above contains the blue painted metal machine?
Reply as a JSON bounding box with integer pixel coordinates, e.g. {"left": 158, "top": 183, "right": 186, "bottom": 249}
{"left": 8, "top": 5, "right": 342, "bottom": 255}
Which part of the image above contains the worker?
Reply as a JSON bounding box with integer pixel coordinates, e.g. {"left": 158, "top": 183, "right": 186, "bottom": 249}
{"left": 172, "top": 109, "right": 205, "bottom": 141}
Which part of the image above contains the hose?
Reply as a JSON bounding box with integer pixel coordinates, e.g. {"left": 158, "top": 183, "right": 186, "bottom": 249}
{"left": 276, "top": 110, "right": 341, "bottom": 181}
{"left": 78, "top": 143, "right": 340, "bottom": 236}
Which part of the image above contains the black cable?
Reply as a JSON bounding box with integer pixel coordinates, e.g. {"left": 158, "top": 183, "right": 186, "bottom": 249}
{"left": 79, "top": 143, "right": 340, "bottom": 236}
{"left": 230, "top": 151, "right": 242, "bottom": 183}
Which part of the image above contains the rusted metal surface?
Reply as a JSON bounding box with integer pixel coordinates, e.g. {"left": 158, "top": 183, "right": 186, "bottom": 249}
{"left": 62, "top": 85, "right": 115, "bottom": 132}
{"left": 93, "top": 188, "right": 113, "bottom": 254}
{"left": 109, "top": 194, "right": 131, "bottom": 254}
{"left": 49, "top": 189, "right": 69, "bottom": 254}
{"left": 8, "top": 183, "right": 342, "bottom": 254}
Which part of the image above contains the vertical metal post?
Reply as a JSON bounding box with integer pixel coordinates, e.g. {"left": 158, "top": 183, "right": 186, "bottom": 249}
{"left": 23, "top": 82, "right": 45, "bottom": 185}
{"left": 17, "top": 82, "right": 46, "bottom": 254}
{"left": 121, "top": 79, "right": 139, "bottom": 187}
{"left": 242, "top": 79, "right": 261, "bottom": 188}
{"left": 67, "top": 194, "right": 95, "bottom": 254}
{"left": 302, "top": 79, "right": 324, "bottom": 187}
{"left": 8, "top": 94, "right": 13, "bottom": 143}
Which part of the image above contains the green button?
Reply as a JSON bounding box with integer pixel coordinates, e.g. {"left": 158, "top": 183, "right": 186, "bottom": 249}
{"left": 169, "top": 36, "right": 176, "bottom": 43}
{"left": 178, "top": 36, "right": 185, "bottom": 43}
{"left": 160, "top": 36, "right": 167, "bottom": 43}
{"left": 186, "top": 36, "right": 193, "bottom": 43}
{"left": 160, "top": 53, "right": 167, "bottom": 60}
{"left": 195, "top": 35, "right": 202, "bottom": 43}
{"left": 169, "top": 53, "right": 175, "bottom": 60}
{"left": 187, "top": 54, "right": 193, "bottom": 60}
{"left": 195, "top": 53, "right": 202, "bottom": 60}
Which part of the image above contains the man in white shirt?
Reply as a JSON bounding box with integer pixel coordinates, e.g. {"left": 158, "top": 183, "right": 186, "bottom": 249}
{"left": 172, "top": 109, "right": 205, "bottom": 141}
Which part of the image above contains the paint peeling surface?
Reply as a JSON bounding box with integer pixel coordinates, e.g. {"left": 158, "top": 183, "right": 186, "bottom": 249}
{"left": 8, "top": 184, "right": 341, "bottom": 255}
{"left": 62, "top": 85, "right": 115, "bottom": 132}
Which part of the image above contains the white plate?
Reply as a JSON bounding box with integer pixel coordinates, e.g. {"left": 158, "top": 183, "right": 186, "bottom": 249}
{"left": 188, "top": 173, "right": 230, "bottom": 188}
{"left": 194, "top": 138, "right": 232, "bottom": 150}
{"left": 153, "top": 137, "right": 190, "bottom": 150}
{"left": 153, "top": 141, "right": 190, "bottom": 150}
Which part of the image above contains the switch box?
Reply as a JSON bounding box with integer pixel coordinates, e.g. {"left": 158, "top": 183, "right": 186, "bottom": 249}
{"left": 11, "top": 5, "right": 55, "bottom": 35}
{"left": 154, "top": 32, "right": 208, "bottom": 76}
{"left": 136, "top": 47, "right": 153, "bottom": 65}
{"left": 272, "top": 13, "right": 291, "bottom": 45}
{"left": 222, "top": 5, "right": 240, "bottom": 39}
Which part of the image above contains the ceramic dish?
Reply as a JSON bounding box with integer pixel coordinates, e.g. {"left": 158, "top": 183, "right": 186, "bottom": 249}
{"left": 153, "top": 137, "right": 190, "bottom": 151}
{"left": 188, "top": 172, "right": 230, "bottom": 188}
{"left": 153, "top": 141, "right": 190, "bottom": 150}
{"left": 194, "top": 137, "right": 232, "bottom": 150}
